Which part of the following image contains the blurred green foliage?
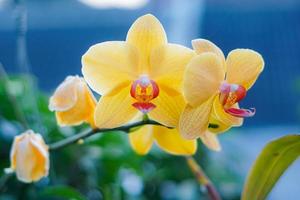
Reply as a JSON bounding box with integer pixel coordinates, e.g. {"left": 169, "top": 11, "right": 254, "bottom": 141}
{"left": 0, "top": 75, "right": 242, "bottom": 200}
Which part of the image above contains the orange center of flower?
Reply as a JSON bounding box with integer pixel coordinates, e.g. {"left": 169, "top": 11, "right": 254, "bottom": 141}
{"left": 219, "top": 82, "right": 255, "bottom": 118}
{"left": 130, "top": 75, "right": 159, "bottom": 113}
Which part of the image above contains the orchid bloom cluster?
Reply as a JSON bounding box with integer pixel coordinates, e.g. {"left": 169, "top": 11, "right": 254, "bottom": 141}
{"left": 6, "top": 14, "right": 264, "bottom": 183}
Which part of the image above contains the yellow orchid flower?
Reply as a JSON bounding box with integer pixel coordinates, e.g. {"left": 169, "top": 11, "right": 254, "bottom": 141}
{"left": 49, "top": 75, "right": 96, "bottom": 127}
{"left": 6, "top": 130, "right": 49, "bottom": 183}
{"left": 81, "top": 14, "right": 195, "bottom": 128}
{"left": 180, "top": 39, "right": 264, "bottom": 144}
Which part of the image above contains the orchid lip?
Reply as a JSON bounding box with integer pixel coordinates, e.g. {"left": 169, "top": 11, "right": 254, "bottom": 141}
{"left": 130, "top": 75, "right": 159, "bottom": 113}
{"left": 132, "top": 102, "right": 156, "bottom": 114}
{"left": 219, "top": 82, "right": 255, "bottom": 118}
{"left": 225, "top": 107, "right": 256, "bottom": 118}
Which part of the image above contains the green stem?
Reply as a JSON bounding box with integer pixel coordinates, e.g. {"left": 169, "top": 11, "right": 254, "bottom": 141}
{"left": 185, "top": 156, "right": 221, "bottom": 200}
{"left": 49, "top": 120, "right": 218, "bottom": 151}
{"left": 49, "top": 121, "right": 218, "bottom": 151}
{"left": 49, "top": 120, "right": 167, "bottom": 151}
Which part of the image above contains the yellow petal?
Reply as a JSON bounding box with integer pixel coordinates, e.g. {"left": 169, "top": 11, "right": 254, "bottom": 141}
{"left": 199, "top": 131, "right": 221, "bottom": 151}
{"left": 153, "top": 126, "right": 197, "bottom": 155}
{"left": 56, "top": 80, "right": 96, "bottom": 127}
{"left": 82, "top": 41, "right": 139, "bottom": 95}
{"left": 179, "top": 96, "right": 215, "bottom": 139}
{"left": 148, "top": 85, "right": 185, "bottom": 127}
{"left": 226, "top": 49, "right": 264, "bottom": 90}
{"left": 183, "top": 53, "right": 225, "bottom": 107}
{"left": 12, "top": 131, "right": 49, "bottom": 183}
{"left": 94, "top": 84, "right": 138, "bottom": 128}
{"left": 30, "top": 136, "right": 49, "bottom": 181}
{"left": 129, "top": 125, "right": 154, "bottom": 155}
{"left": 208, "top": 112, "right": 232, "bottom": 134}
{"left": 192, "top": 39, "right": 226, "bottom": 66}
{"left": 150, "top": 43, "right": 195, "bottom": 90}
{"left": 212, "top": 96, "right": 243, "bottom": 126}
{"left": 49, "top": 76, "right": 79, "bottom": 112}
{"left": 10, "top": 134, "right": 23, "bottom": 170}
{"left": 126, "top": 14, "right": 167, "bottom": 73}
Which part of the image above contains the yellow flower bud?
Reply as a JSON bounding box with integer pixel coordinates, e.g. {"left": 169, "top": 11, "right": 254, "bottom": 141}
{"left": 49, "top": 76, "right": 97, "bottom": 127}
{"left": 7, "top": 130, "right": 49, "bottom": 183}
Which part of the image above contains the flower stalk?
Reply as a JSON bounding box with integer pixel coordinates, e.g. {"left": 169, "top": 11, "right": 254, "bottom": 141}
{"left": 49, "top": 120, "right": 217, "bottom": 151}
{"left": 49, "top": 119, "right": 167, "bottom": 151}
{"left": 186, "top": 156, "right": 221, "bottom": 200}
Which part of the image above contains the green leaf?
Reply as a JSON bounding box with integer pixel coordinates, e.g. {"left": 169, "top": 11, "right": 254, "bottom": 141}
{"left": 242, "top": 134, "right": 300, "bottom": 200}
{"left": 40, "top": 185, "right": 87, "bottom": 200}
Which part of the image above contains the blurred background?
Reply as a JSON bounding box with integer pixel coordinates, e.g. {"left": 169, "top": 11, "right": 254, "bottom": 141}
{"left": 0, "top": 0, "right": 300, "bottom": 199}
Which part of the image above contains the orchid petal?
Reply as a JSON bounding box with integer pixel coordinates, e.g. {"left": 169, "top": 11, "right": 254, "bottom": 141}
{"left": 13, "top": 131, "right": 49, "bottom": 183}
{"left": 94, "top": 84, "right": 138, "bottom": 128}
{"left": 10, "top": 134, "right": 24, "bottom": 170}
{"left": 199, "top": 131, "right": 221, "bottom": 151}
{"left": 55, "top": 81, "right": 96, "bottom": 127}
{"left": 183, "top": 53, "right": 225, "bottom": 107}
{"left": 29, "top": 137, "right": 49, "bottom": 181}
{"left": 126, "top": 14, "right": 167, "bottom": 73}
{"left": 148, "top": 85, "right": 185, "bottom": 127}
{"left": 208, "top": 112, "right": 232, "bottom": 134}
{"left": 48, "top": 76, "right": 79, "bottom": 112}
{"left": 179, "top": 96, "right": 215, "bottom": 139}
{"left": 129, "top": 125, "right": 154, "bottom": 155}
{"left": 82, "top": 41, "right": 139, "bottom": 95}
{"left": 150, "top": 43, "right": 195, "bottom": 90}
{"left": 226, "top": 49, "right": 264, "bottom": 90}
{"left": 192, "top": 39, "right": 226, "bottom": 67}
{"left": 153, "top": 126, "right": 197, "bottom": 155}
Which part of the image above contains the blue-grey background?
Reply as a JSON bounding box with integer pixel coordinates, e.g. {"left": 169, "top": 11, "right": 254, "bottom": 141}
{"left": 0, "top": 0, "right": 300, "bottom": 199}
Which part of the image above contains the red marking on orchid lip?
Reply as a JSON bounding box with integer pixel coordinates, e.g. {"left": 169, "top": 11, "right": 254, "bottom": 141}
{"left": 130, "top": 80, "right": 138, "bottom": 98}
{"left": 225, "top": 107, "right": 256, "bottom": 118}
{"left": 219, "top": 82, "right": 256, "bottom": 118}
{"left": 233, "top": 85, "right": 246, "bottom": 103}
{"left": 132, "top": 102, "right": 156, "bottom": 114}
{"left": 219, "top": 83, "right": 247, "bottom": 108}
{"left": 130, "top": 75, "right": 159, "bottom": 113}
{"left": 130, "top": 75, "right": 159, "bottom": 101}
{"left": 150, "top": 80, "right": 159, "bottom": 99}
